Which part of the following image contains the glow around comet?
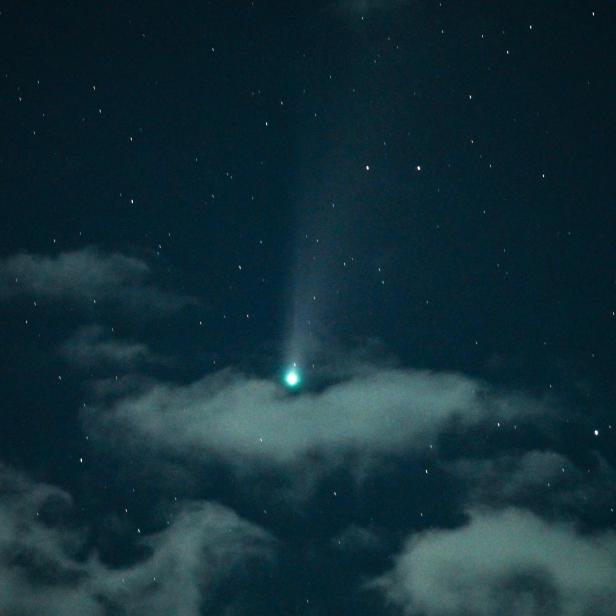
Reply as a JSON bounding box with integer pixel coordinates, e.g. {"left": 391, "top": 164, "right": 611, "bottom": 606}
{"left": 284, "top": 364, "right": 301, "bottom": 388}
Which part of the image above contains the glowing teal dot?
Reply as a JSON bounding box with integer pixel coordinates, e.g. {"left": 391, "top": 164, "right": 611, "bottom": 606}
{"left": 284, "top": 365, "right": 301, "bottom": 388}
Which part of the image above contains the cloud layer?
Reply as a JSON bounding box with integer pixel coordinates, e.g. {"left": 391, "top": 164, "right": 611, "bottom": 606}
{"left": 1, "top": 244, "right": 612, "bottom": 615}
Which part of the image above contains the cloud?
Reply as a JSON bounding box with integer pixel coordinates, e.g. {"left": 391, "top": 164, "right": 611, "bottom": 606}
{"left": 59, "top": 324, "right": 160, "bottom": 369}
{"left": 0, "top": 464, "right": 274, "bottom": 616}
{"left": 450, "top": 450, "right": 616, "bottom": 521}
{"left": 83, "top": 366, "right": 546, "bottom": 474}
{"left": 0, "top": 247, "right": 195, "bottom": 314}
{"left": 372, "top": 507, "right": 616, "bottom": 616}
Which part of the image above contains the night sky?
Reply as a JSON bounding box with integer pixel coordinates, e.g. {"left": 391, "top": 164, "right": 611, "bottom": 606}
{"left": 1, "top": 1, "right": 615, "bottom": 615}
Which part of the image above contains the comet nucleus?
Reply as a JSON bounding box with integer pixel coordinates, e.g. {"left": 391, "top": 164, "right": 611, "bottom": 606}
{"left": 284, "top": 365, "right": 301, "bottom": 388}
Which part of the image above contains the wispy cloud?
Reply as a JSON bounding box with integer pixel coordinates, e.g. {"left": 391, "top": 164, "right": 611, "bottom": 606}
{"left": 0, "top": 464, "right": 274, "bottom": 616}
{"left": 450, "top": 450, "right": 616, "bottom": 521}
{"left": 59, "top": 324, "right": 161, "bottom": 369}
{"left": 333, "top": 0, "right": 411, "bottom": 16}
{"left": 0, "top": 247, "right": 195, "bottom": 314}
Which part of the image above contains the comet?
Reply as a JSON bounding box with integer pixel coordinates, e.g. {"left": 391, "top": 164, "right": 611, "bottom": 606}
{"left": 283, "top": 363, "right": 301, "bottom": 389}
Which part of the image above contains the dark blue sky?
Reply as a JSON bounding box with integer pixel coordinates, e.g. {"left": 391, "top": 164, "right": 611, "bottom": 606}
{"left": 0, "top": 2, "right": 615, "bottom": 615}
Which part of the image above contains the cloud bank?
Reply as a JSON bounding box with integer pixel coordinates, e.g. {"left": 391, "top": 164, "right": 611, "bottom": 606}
{"left": 374, "top": 507, "right": 616, "bottom": 616}
{"left": 83, "top": 367, "right": 545, "bottom": 471}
